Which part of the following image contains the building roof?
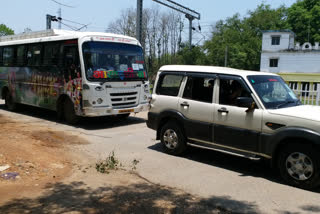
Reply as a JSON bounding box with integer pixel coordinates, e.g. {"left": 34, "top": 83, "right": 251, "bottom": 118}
{"left": 262, "top": 29, "right": 295, "bottom": 36}
{"left": 159, "top": 65, "right": 277, "bottom": 77}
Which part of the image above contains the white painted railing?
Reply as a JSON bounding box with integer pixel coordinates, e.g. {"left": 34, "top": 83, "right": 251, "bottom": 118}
{"left": 289, "top": 83, "right": 320, "bottom": 106}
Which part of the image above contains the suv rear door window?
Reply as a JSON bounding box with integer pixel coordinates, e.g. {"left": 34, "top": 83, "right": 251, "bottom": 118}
{"left": 183, "top": 76, "right": 214, "bottom": 103}
{"left": 157, "top": 74, "right": 184, "bottom": 96}
{"left": 219, "top": 78, "right": 251, "bottom": 106}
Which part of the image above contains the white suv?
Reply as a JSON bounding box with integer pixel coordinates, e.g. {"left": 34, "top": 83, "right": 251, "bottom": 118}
{"left": 147, "top": 65, "right": 320, "bottom": 190}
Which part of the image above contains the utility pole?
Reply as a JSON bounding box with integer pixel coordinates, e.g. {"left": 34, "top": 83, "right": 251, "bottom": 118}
{"left": 185, "top": 14, "right": 194, "bottom": 49}
{"left": 152, "top": 0, "right": 200, "bottom": 50}
{"left": 136, "top": 0, "right": 143, "bottom": 43}
{"left": 224, "top": 46, "right": 228, "bottom": 67}
{"left": 58, "top": 7, "right": 62, "bottom": 29}
{"left": 49, "top": 0, "right": 75, "bottom": 30}
{"left": 46, "top": 14, "right": 52, "bottom": 29}
{"left": 46, "top": 14, "right": 60, "bottom": 30}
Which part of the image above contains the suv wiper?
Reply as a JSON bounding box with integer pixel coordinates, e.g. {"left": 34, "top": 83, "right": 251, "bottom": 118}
{"left": 275, "top": 100, "right": 296, "bottom": 109}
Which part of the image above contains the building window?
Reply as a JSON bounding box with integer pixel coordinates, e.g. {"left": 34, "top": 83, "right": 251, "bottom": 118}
{"left": 271, "top": 36, "right": 280, "bottom": 45}
{"left": 269, "top": 58, "right": 278, "bottom": 67}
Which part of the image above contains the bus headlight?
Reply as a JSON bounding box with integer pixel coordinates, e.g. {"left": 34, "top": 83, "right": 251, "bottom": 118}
{"left": 83, "top": 84, "right": 90, "bottom": 90}
{"left": 144, "top": 84, "right": 149, "bottom": 93}
{"left": 97, "top": 98, "right": 103, "bottom": 104}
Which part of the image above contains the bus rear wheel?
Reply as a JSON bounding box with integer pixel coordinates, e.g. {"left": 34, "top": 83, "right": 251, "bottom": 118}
{"left": 64, "top": 98, "right": 79, "bottom": 124}
{"left": 5, "top": 93, "right": 17, "bottom": 111}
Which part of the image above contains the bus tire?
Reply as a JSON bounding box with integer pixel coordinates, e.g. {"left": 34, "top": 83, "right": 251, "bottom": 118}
{"left": 64, "top": 98, "right": 79, "bottom": 124}
{"left": 5, "top": 93, "right": 17, "bottom": 111}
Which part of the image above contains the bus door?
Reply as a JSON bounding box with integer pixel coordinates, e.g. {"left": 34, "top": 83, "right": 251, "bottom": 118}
{"left": 62, "top": 41, "right": 82, "bottom": 112}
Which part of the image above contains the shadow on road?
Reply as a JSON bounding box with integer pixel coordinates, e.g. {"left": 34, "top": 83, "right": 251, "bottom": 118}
{"left": 148, "top": 142, "right": 320, "bottom": 194}
{"left": 0, "top": 104, "right": 145, "bottom": 130}
{"left": 0, "top": 181, "right": 260, "bottom": 214}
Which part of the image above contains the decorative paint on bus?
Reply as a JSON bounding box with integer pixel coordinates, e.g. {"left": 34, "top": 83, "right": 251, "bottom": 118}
{"left": 92, "top": 68, "right": 146, "bottom": 80}
{"left": 0, "top": 66, "right": 83, "bottom": 115}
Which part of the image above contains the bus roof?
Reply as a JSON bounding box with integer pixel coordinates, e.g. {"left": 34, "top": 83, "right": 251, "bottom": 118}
{"left": 0, "top": 29, "right": 140, "bottom": 46}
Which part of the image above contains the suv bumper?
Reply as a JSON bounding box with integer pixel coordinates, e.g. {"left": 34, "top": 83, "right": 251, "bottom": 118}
{"left": 146, "top": 112, "right": 158, "bottom": 130}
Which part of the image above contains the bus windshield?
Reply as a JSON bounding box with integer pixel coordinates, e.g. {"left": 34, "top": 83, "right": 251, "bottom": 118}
{"left": 82, "top": 41, "right": 147, "bottom": 81}
{"left": 247, "top": 75, "right": 301, "bottom": 109}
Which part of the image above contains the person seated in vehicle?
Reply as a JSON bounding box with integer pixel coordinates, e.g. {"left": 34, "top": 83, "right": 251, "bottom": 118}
{"left": 228, "top": 80, "right": 243, "bottom": 105}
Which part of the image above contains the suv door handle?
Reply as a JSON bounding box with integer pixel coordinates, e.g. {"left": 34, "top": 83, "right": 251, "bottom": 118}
{"left": 218, "top": 107, "right": 229, "bottom": 113}
{"left": 180, "top": 102, "right": 189, "bottom": 107}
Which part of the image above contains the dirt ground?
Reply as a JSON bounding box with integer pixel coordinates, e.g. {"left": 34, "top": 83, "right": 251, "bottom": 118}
{"left": 0, "top": 114, "right": 87, "bottom": 204}
{"left": 0, "top": 113, "right": 227, "bottom": 214}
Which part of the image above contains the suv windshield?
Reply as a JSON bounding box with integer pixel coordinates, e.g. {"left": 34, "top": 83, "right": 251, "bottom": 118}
{"left": 247, "top": 75, "right": 300, "bottom": 109}
{"left": 82, "top": 41, "right": 147, "bottom": 81}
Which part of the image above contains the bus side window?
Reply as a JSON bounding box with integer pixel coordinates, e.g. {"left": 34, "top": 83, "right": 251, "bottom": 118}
{"left": 63, "top": 45, "right": 80, "bottom": 80}
{"left": 43, "top": 42, "right": 60, "bottom": 66}
{"left": 3, "top": 47, "right": 14, "bottom": 66}
{"left": 27, "top": 44, "right": 42, "bottom": 66}
{"left": 16, "top": 45, "right": 26, "bottom": 66}
{"left": 0, "top": 47, "right": 3, "bottom": 66}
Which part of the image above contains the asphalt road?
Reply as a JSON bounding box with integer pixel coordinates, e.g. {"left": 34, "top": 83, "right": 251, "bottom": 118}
{"left": 1, "top": 100, "right": 320, "bottom": 214}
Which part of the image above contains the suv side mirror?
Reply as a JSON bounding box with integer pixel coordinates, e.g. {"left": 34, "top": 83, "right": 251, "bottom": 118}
{"left": 236, "top": 97, "right": 254, "bottom": 109}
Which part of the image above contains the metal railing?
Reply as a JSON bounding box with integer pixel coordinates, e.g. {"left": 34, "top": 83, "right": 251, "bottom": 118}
{"left": 289, "top": 83, "right": 320, "bottom": 106}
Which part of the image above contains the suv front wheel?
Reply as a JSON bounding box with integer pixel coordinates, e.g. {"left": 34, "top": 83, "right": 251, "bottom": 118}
{"left": 278, "top": 143, "right": 320, "bottom": 190}
{"left": 160, "top": 121, "right": 187, "bottom": 155}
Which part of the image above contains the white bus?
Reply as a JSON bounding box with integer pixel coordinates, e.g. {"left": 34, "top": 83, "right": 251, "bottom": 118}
{"left": 0, "top": 29, "right": 150, "bottom": 123}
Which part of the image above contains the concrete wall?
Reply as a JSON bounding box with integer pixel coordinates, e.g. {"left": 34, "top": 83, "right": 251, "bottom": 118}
{"left": 261, "top": 51, "right": 320, "bottom": 74}
{"left": 262, "top": 32, "right": 294, "bottom": 52}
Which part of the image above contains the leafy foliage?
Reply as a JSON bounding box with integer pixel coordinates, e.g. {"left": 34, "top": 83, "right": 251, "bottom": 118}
{"left": 96, "top": 151, "right": 120, "bottom": 174}
{"left": 0, "top": 24, "right": 14, "bottom": 36}
{"left": 287, "top": 0, "right": 320, "bottom": 43}
{"left": 204, "top": 4, "right": 289, "bottom": 71}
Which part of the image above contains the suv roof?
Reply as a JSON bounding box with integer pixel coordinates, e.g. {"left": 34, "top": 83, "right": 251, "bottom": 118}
{"left": 159, "top": 65, "right": 277, "bottom": 77}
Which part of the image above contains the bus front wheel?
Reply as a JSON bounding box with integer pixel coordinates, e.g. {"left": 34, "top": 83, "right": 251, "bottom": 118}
{"left": 5, "top": 93, "right": 17, "bottom": 111}
{"left": 64, "top": 98, "right": 79, "bottom": 124}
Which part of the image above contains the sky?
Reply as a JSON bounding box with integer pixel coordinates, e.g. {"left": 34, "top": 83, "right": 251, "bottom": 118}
{"left": 1, "top": 0, "right": 296, "bottom": 43}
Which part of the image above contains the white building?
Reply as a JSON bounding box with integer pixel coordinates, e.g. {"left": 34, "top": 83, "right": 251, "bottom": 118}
{"left": 260, "top": 30, "right": 320, "bottom": 93}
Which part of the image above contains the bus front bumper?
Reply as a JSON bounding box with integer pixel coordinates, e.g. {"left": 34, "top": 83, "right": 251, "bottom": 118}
{"left": 82, "top": 103, "right": 149, "bottom": 117}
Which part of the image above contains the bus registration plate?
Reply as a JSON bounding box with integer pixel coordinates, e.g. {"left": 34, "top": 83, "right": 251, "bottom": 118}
{"left": 119, "top": 109, "right": 134, "bottom": 113}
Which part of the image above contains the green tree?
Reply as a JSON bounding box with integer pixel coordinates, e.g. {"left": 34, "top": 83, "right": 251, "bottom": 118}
{"left": 176, "top": 45, "right": 208, "bottom": 65}
{"left": 0, "top": 24, "right": 14, "bottom": 36}
{"left": 204, "top": 4, "right": 289, "bottom": 71}
{"left": 287, "top": 0, "right": 320, "bottom": 43}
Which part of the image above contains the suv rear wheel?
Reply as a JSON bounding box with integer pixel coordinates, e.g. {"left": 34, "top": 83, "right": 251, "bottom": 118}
{"left": 160, "top": 121, "right": 187, "bottom": 155}
{"left": 278, "top": 143, "right": 320, "bottom": 190}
